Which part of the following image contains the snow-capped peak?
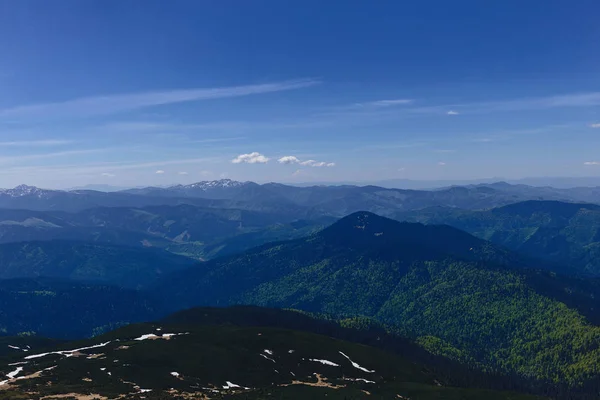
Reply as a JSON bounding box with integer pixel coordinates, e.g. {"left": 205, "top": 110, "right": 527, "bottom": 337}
{"left": 182, "top": 179, "right": 250, "bottom": 190}
{"left": 0, "top": 185, "right": 53, "bottom": 198}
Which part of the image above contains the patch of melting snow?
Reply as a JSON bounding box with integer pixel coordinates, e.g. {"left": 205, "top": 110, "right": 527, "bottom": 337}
{"left": 133, "top": 332, "right": 187, "bottom": 341}
{"left": 8, "top": 361, "right": 28, "bottom": 366}
{"left": 309, "top": 359, "right": 340, "bottom": 367}
{"left": 100, "top": 368, "right": 106, "bottom": 371}
{"left": 288, "top": 349, "right": 295, "bottom": 354}
{"left": 139, "top": 389, "right": 152, "bottom": 393}
{"left": 264, "top": 349, "right": 273, "bottom": 355}
{"left": 0, "top": 366, "right": 25, "bottom": 385}
{"left": 6, "top": 366, "right": 23, "bottom": 379}
{"left": 344, "top": 377, "right": 376, "bottom": 384}
{"left": 134, "top": 334, "right": 159, "bottom": 341}
{"left": 25, "top": 341, "right": 111, "bottom": 360}
{"left": 223, "top": 381, "right": 249, "bottom": 390}
{"left": 259, "top": 353, "right": 276, "bottom": 363}
{"left": 339, "top": 351, "right": 375, "bottom": 373}
{"left": 170, "top": 372, "right": 180, "bottom": 377}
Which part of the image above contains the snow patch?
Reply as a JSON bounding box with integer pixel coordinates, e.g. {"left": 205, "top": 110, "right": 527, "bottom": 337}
{"left": 133, "top": 332, "right": 186, "bottom": 341}
{"left": 6, "top": 366, "right": 23, "bottom": 379}
{"left": 259, "top": 353, "right": 276, "bottom": 363}
{"left": 309, "top": 359, "right": 340, "bottom": 367}
{"left": 344, "top": 377, "right": 376, "bottom": 384}
{"left": 339, "top": 351, "right": 375, "bottom": 373}
{"left": 25, "top": 341, "right": 111, "bottom": 360}
{"left": 222, "top": 381, "right": 249, "bottom": 390}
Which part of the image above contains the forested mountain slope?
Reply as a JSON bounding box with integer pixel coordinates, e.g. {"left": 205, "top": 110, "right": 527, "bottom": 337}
{"left": 0, "top": 306, "right": 545, "bottom": 400}
{"left": 0, "top": 241, "right": 195, "bottom": 288}
{"left": 155, "top": 212, "right": 600, "bottom": 388}
{"left": 397, "top": 200, "right": 600, "bottom": 276}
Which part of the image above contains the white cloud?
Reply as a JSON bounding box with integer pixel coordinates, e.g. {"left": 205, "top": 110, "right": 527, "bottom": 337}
{"left": 584, "top": 161, "right": 600, "bottom": 165}
{"left": 231, "top": 152, "right": 270, "bottom": 164}
{"left": 101, "top": 172, "right": 115, "bottom": 177}
{"left": 299, "top": 160, "right": 335, "bottom": 167}
{"left": 292, "top": 169, "right": 304, "bottom": 177}
{"left": 590, "top": 123, "right": 600, "bottom": 128}
{"left": 178, "top": 171, "right": 188, "bottom": 175}
{"left": 200, "top": 170, "right": 212, "bottom": 176}
{"left": 438, "top": 162, "right": 447, "bottom": 166}
{"left": 155, "top": 170, "right": 165, "bottom": 174}
{"left": 447, "top": 110, "right": 459, "bottom": 115}
{"left": 398, "top": 167, "right": 406, "bottom": 172}
{"left": 278, "top": 156, "right": 334, "bottom": 167}
{"left": 0, "top": 79, "right": 320, "bottom": 120}
{"left": 278, "top": 156, "right": 301, "bottom": 164}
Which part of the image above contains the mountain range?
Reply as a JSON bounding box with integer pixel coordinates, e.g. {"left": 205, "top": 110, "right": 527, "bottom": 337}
{"left": 397, "top": 200, "right": 600, "bottom": 277}
{"left": 5, "top": 180, "right": 600, "bottom": 216}
{"left": 2, "top": 180, "right": 600, "bottom": 398}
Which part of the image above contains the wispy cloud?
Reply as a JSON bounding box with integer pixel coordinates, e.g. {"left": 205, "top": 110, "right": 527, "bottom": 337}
{"left": 412, "top": 92, "right": 600, "bottom": 115}
{"left": 0, "top": 148, "right": 107, "bottom": 165}
{"left": 590, "top": 123, "right": 600, "bottom": 128}
{"left": 101, "top": 172, "right": 115, "bottom": 177}
{"left": 584, "top": 161, "right": 600, "bottom": 165}
{"left": 231, "top": 152, "right": 269, "bottom": 164}
{"left": 0, "top": 139, "right": 73, "bottom": 146}
{"left": 193, "top": 137, "right": 246, "bottom": 144}
{"left": 0, "top": 157, "right": 221, "bottom": 177}
{"left": 178, "top": 171, "right": 188, "bottom": 175}
{"left": 155, "top": 170, "right": 165, "bottom": 174}
{"left": 434, "top": 149, "right": 456, "bottom": 153}
{"left": 355, "top": 99, "right": 414, "bottom": 108}
{"left": 0, "top": 78, "right": 320, "bottom": 120}
{"left": 438, "top": 162, "right": 447, "bottom": 166}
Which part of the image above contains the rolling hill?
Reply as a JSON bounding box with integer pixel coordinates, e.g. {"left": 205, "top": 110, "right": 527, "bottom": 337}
{"left": 396, "top": 200, "right": 600, "bottom": 277}
{"left": 0, "top": 241, "right": 196, "bottom": 289}
{"left": 0, "top": 278, "right": 159, "bottom": 338}
{"left": 0, "top": 307, "right": 545, "bottom": 400}
{"left": 155, "top": 212, "right": 600, "bottom": 388}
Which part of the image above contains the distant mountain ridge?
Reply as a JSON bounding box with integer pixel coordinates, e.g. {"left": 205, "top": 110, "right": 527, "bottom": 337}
{"left": 4, "top": 181, "right": 600, "bottom": 216}
{"left": 396, "top": 200, "right": 600, "bottom": 277}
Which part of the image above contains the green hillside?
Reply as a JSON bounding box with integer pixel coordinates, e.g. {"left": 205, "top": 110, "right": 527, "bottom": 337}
{"left": 396, "top": 200, "right": 600, "bottom": 277}
{"left": 0, "top": 240, "right": 195, "bottom": 289}
{"left": 0, "top": 278, "right": 159, "bottom": 338}
{"left": 0, "top": 307, "right": 544, "bottom": 400}
{"left": 156, "top": 212, "right": 600, "bottom": 389}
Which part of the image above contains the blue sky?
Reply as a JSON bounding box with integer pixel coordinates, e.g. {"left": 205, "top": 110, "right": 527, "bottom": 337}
{"left": 0, "top": 0, "right": 599, "bottom": 188}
